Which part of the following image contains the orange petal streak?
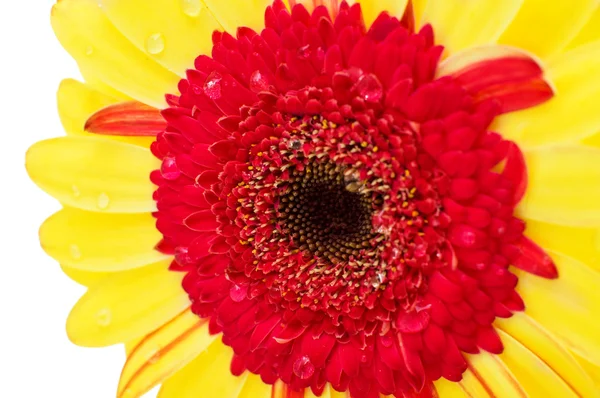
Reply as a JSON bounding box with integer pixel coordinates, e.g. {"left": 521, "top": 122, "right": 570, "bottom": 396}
{"left": 85, "top": 101, "right": 166, "bottom": 136}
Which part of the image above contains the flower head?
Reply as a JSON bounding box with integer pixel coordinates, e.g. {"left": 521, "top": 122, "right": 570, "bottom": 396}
{"left": 27, "top": 0, "right": 600, "bottom": 397}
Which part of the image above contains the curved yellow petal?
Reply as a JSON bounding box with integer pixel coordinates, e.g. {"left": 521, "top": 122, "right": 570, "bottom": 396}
{"left": 457, "top": 369, "right": 489, "bottom": 397}
{"left": 466, "top": 351, "right": 526, "bottom": 398}
{"left": 496, "top": 312, "right": 597, "bottom": 397}
{"left": 421, "top": 0, "right": 523, "bottom": 55}
{"left": 498, "top": 0, "right": 597, "bottom": 59}
{"left": 347, "top": 0, "right": 409, "bottom": 28}
{"left": 158, "top": 338, "right": 247, "bottom": 398}
{"left": 517, "top": 146, "right": 600, "bottom": 227}
{"left": 125, "top": 337, "right": 145, "bottom": 356}
{"left": 79, "top": 65, "right": 132, "bottom": 101}
{"left": 118, "top": 310, "right": 217, "bottom": 398}
{"left": 575, "top": 354, "right": 600, "bottom": 390}
{"left": 524, "top": 219, "right": 600, "bottom": 272}
{"left": 99, "top": 0, "right": 220, "bottom": 77}
{"left": 39, "top": 208, "right": 168, "bottom": 271}
{"left": 61, "top": 265, "right": 110, "bottom": 287}
{"left": 51, "top": 0, "right": 179, "bottom": 108}
{"left": 66, "top": 260, "right": 188, "bottom": 347}
{"left": 494, "top": 40, "right": 600, "bottom": 146}
{"left": 434, "top": 378, "right": 467, "bottom": 397}
{"left": 203, "top": 0, "right": 274, "bottom": 34}
{"left": 412, "top": 0, "right": 427, "bottom": 29}
{"left": 568, "top": 6, "right": 600, "bottom": 50}
{"left": 237, "top": 373, "right": 273, "bottom": 398}
{"left": 497, "top": 330, "right": 578, "bottom": 397}
{"left": 58, "top": 79, "right": 154, "bottom": 147}
{"left": 26, "top": 136, "right": 159, "bottom": 213}
{"left": 515, "top": 252, "right": 600, "bottom": 365}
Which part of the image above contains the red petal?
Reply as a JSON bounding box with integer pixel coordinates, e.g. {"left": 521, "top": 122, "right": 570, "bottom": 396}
{"left": 184, "top": 210, "right": 220, "bottom": 231}
{"left": 510, "top": 236, "right": 558, "bottom": 279}
{"left": 501, "top": 142, "right": 528, "bottom": 204}
{"left": 439, "top": 46, "right": 554, "bottom": 114}
{"left": 85, "top": 101, "right": 166, "bottom": 136}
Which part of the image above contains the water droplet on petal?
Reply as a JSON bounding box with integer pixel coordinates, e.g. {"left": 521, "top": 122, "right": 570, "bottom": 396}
{"left": 355, "top": 73, "right": 383, "bottom": 102}
{"left": 147, "top": 347, "right": 161, "bottom": 364}
{"left": 293, "top": 356, "right": 315, "bottom": 379}
{"left": 174, "top": 246, "right": 194, "bottom": 266}
{"left": 203, "top": 71, "right": 223, "bottom": 100}
{"left": 71, "top": 185, "right": 81, "bottom": 198}
{"left": 161, "top": 157, "right": 181, "bottom": 180}
{"left": 97, "top": 193, "right": 110, "bottom": 210}
{"left": 191, "top": 84, "right": 202, "bottom": 95}
{"left": 85, "top": 46, "right": 94, "bottom": 56}
{"left": 344, "top": 169, "right": 364, "bottom": 193}
{"left": 249, "top": 70, "right": 270, "bottom": 93}
{"left": 230, "top": 284, "right": 248, "bottom": 302}
{"left": 297, "top": 44, "right": 311, "bottom": 59}
{"left": 180, "top": 0, "right": 203, "bottom": 17}
{"left": 69, "top": 244, "right": 82, "bottom": 260}
{"left": 146, "top": 33, "right": 165, "bottom": 55}
{"left": 96, "top": 309, "right": 112, "bottom": 327}
{"left": 370, "top": 271, "right": 385, "bottom": 289}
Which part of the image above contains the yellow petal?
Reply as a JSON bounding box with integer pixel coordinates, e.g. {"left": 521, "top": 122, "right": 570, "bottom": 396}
{"left": 26, "top": 136, "right": 159, "bottom": 213}
{"left": 51, "top": 0, "right": 179, "bottom": 108}
{"left": 457, "top": 369, "right": 490, "bottom": 397}
{"left": 118, "top": 309, "right": 217, "bottom": 398}
{"left": 158, "top": 338, "right": 247, "bottom": 398}
{"left": 125, "top": 337, "right": 145, "bottom": 356}
{"left": 412, "top": 0, "right": 427, "bottom": 29}
{"left": 498, "top": 0, "right": 597, "bottom": 59}
{"left": 516, "top": 146, "right": 600, "bottom": 227}
{"left": 61, "top": 265, "right": 110, "bottom": 287}
{"left": 494, "top": 40, "right": 600, "bottom": 146}
{"left": 524, "top": 219, "right": 600, "bottom": 272}
{"left": 514, "top": 251, "right": 600, "bottom": 365}
{"left": 236, "top": 373, "right": 273, "bottom": 398}
{"left": 203, "top": 0, "right": 274, "bottom": 34}
{"left": 466, "top": 351, "right": 526, "bottom": 398}
{"left": 574, "top": 354, "right": 600, "bottom": 390}
{"left": 79, "top": 65, "right": 132, "bottom": 101}
{"left": 496, "top": 312, "right": 597, "bottom": 397}
{"left": 434, "top": 377, "right": 467, "bottom": 397}
{"left": 497, "top": 330, "right": 578, "bottom": 397}
{"left": 421, "top": 0, "right": 523, "bottom": 55}
{"left": 567, "top": 6, "right": 600, "bottom": 50}
{"left": 66, "top": 260, "right": 189, "bottom": 347}
{"left": 347, "top": 0, "right": 409, "bottom": 28}
{"left": 58, "top": 79, "right": 154, "bottom": 147}
{"left": 99, "top": 0, "right": 221, "bottom": 77}
{"left": 39, "top": 208, "right": 168, "bottom": 271}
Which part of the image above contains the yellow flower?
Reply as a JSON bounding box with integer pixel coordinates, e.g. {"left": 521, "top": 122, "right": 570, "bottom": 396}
{"left": 26, "top": 0, "right": 600, "bottom": 397}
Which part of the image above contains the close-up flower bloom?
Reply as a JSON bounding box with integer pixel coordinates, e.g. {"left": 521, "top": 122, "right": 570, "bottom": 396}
{"left": 25, "top": 0, "right": 600, "bottom": 396}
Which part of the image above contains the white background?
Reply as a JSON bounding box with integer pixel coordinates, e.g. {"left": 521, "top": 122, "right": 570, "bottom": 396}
{"left": 0, "top": 2, "right": 156, "bottom": 397}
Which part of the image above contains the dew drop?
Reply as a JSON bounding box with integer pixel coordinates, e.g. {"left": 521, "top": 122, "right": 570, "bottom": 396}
{"left": 370, "top": 271, "right": 385, "bottom": 289}
{"left": 203, "top": 71, "right": 223, "bottom": 100}
{"left": 96, "top": 309, "right": 112, "bottom": 327}
{"left": 180, "top": 0, "right": 203, "bottom": 17}
{"left": 355, "top": 73, "right": 383, "bottom": 102}
{"left": 344, "top": 169, "right": 363, "bottom": 193}
{"left": 97, "top": 193, "right": 110, "bottom": 210}
{"left": 71, "top": 185, "right": 81, "bottom": 198}
{"left": 174, "top": 246, "right": 194, "bottom": 266}
{"left": 191, "top": 84, "right": 203, "bottom": 95}
{"left": 85, "top": 46, "right": 94, "bottom": 56}
{"left": 249, "top": 70, "right": 270, "bottom": 93}
{"left": 230, "top": 284, "right": 248, "bottom": 302}
{"left": 146, "top": 33, "right": 165, "bottom": 55}
{"left": 293, "top": 356, "right": 315, "bottom": 379}
{"left": 69, "top": 244, "right": 82, "bottom": 260}
{"left": 161, "top": 157, "right": 181, "bottom": 180}
{"left": 147, "top": 348, "right": 161, "bottom": 364}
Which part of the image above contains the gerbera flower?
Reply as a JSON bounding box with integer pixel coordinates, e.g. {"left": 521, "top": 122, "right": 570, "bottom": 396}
{"left": 26, "top": 0, "right": 600, "bottom": 396}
